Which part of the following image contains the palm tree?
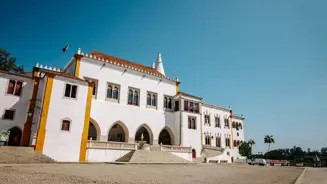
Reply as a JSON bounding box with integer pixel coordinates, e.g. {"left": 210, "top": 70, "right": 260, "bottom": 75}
{"left": 248, "top": 139, "right": 256, "bottom": 147}
{"left": 264, "top": 135, "right": 275, "bottom": 156}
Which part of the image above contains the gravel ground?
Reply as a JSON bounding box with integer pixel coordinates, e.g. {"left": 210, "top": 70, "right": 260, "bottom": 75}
{"left": 300, "top": 168, "right": 327, "bottom": 184}
{"left": 0, "top": 163, "right": 303, "bottom": 184}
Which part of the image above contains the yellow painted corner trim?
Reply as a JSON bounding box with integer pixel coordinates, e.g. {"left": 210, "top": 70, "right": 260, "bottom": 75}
{"left": 35, "top": 74, "right": 54, "bottom": 153}
{"left": 74, "top": 58, "right": 81, "bottom": 78}
{"left": 176, "top": 85, "right": 179, "bottom": 94}
{"left": 79, "top": 83, "right": 93, "bottom": 162}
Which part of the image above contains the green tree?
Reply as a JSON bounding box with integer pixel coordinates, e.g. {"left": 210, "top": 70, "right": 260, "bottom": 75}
{"left": 321, "top": 147, "right": 327, "bottom": 156}
{"left": 239, "top": 142, "right": 252, "bottom": 158}
{"left": 248, "top": 139, "right": 256, "bottom": 147}
{"left": 264, "top": 135, "right": 275, "bottom": 156}
{"left": 0, "top": 48, "right": 24, "bottom": 74}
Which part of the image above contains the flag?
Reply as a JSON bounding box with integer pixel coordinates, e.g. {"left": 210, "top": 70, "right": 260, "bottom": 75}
{"left": 62, "top": 45, "right": 69, "bottom": 52}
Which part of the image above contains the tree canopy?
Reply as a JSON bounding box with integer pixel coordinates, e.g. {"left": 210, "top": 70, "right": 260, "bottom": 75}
{"left": 239, "top": 142, "right": 252, "bottom": 158}
{"left": 0, "top": 48, "right": 24, "bottom": 74}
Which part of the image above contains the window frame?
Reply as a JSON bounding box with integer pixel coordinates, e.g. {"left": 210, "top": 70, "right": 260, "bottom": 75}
{"left": 63, "top": 83, "right": 78, "bottom": 99}
{"left": 216, "top": 137, "right": 221, "bottom": 147}
{"left": 106, "top": 82, "right": 120, "bottom": 103}
{"left": 6, "top": 79, "right": 23, "bottom": 97}
{"left": 163, "top": 95, "right": 173, "bottom": 110}
{"left": 215, "top": 116, "right": 220, "bottom": 128}
{"left": 188, "top": 116, "right": 197, "bottom": 130}
{"left": 183, "top": 100, "right": 200, "bottom": 114}
{"left": 146, "top": 91, "right": 157, "bottom": 109}
{"left": 2, "top": 109, "right": 15, "bottom": 121}
{"left": 84, "top": 77, "right": 98, "bottom": 99}
{"left": 205, "top": 135, "right": 211, "bottom": 145}
{"left": 127, "top": 87, "right": 140, "bottom": 107}
{"left": 61, "top": 119, "right": 71, "bottom": 131}
{"left": 204, "top": 114, "right": 211, "bottom": 126}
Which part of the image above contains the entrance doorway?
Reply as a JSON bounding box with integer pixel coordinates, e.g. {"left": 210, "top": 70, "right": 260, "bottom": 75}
{"left": 8, "top": 127, "right": 22, "bottom": 146}
{"left": 192, "top": 149, "right": 196, "bottom": 158}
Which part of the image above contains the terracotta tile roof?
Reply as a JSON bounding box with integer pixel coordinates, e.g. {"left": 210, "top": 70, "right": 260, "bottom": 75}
{"left": 87, "top": 51, "right": 166, "bottom": 79}
{"left": 177, "top": 91, "right": 202, "bottom": 100}
{"left": 34, "top": 67, "right": 86, "bottom": 82}
{"left": 0, "top": 70, "right": 33, "bottom": 79}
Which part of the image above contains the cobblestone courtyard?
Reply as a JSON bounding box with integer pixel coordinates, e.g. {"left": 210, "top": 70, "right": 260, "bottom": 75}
{"left": 0, "top": 163, "right": 304, "bottom": 184}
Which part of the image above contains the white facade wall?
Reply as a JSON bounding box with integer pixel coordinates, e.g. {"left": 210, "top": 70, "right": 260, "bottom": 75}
{"left": 78, "top": 58, "right": 178, "bottom": 145}
{"left": 0, "top": 74, "right": 33, "bottom": 133}
{"left": 42, "top": 76, "right": 89, "bottom": 162}
{"left": 231, "top": 117, "right": 245, "bottom": 146}
{"left": 202, "top": 105, "right": 232, "bottom": 149}
{"left": 86, "top": 148, "right": 130, "bottom": 162}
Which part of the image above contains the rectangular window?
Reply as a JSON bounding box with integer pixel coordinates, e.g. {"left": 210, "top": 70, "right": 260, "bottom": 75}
{"left": 106, "top": 83, "right": 120, "bottom": 102}
{"left": 147, "top": 92, "right": 157, "bottom": 108}
{"left": 188, "top": 116, "right": 196, "bottom": 129}
{"left": 204, "top": 115, "right": 210, "bottom": 126}
{"left": 225, "top": 138, "right": 231, "bottom": 147}
{"left": 64, "top": 84, "right": 78, "bottom": 99}
{"left": 164, "top": 96, "right": 173, "bottom": 109}
{"left": 128, "top": 87, "right": 139, "bottom": 106}
{"left": 6, "top": 80, "right": 23, "bottom": 96}
{"left": 224, "top": 118, "right": 229, "bottom": 128}
{"left": 184, "top": 100, "right": 189, "bottom": 111}
{"left": 61, "top": 120, "right": 71, "bottom": 131}
{"left": 215, "top": 117, "right": 220, "bottom": 128}
{"left": 3, "top": 109, "right": 15, "bottom": 120}
{"left": 174, "top": 100, "right": 179, "bottom": 111}
{"left": 189, "top": 102, "right": 194, "bottom": 112}
{"left": 205, "top": 136, "right": 211, "bottom": 145}
{"left": 194, "top": 103, "right": 199, "bottom": 113}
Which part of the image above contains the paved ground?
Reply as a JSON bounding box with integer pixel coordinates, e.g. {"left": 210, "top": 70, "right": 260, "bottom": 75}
{"left": 300, "top": 168, "right": 327, "bottom": 184}
{"left": 0, "top": 163, "right": 303, "bottom": 184}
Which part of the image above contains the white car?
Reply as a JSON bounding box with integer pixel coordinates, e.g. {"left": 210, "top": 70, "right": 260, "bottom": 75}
{"left": 248, "top": 159, "right": 267, "bottom": 166}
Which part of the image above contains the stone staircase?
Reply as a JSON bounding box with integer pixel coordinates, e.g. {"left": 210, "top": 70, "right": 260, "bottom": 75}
{"left": 115, "top": 150, "right": 135, "bottom": 162}
{"left": 193, "top": 146, "right": 224, "bottom": 163}
{"left": 124, "top": 150, "right": 190, "bottom": 163}
{"left": 0, "top": 146, "right": 55, "bottom": 163}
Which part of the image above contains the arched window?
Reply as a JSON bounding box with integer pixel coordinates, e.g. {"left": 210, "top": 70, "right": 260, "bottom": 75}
{"left": 234, "top": 140, "right": 237, "bottom": 147}
{"left": 113, "top": 87, "right": 119, "bottom": 99}
{"left": 232, "top": 121, "right": 236, "bottom": 128}
{"left": 237, "top": 140, "right": 240, "bottom": 146}
{"left": 168, "top": 98, "right": 172, "bottom": 109}
{"left": 151, "top": 94, "right": 156, "bottom": 106}
{"left": 239, "top": 123, "right": 242, "bottom": 129}
{"left": 107, "top": 85, "right": 112, "bottom": 98}
{"left": 216, "top": 137, "right": 221, "bottom": 147}
{"left": 61, "top": 119, "right": 71, "bottom": 131}
{"left": 133, "top": 90, "right": 139, "bottom": 105}
{"left": 128, "top": 89, "right": 133, "bottom": 104}
{"left": 147, "top": 94, "right": 152, "bottom": 105}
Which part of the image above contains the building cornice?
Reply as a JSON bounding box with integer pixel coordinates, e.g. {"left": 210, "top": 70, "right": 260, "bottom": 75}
{"left": 202, "top": 102, "right": 230, "bottom": 111}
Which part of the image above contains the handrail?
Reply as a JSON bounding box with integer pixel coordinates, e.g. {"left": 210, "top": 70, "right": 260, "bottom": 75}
{"left": 87, "top": 140, "right": 137, "bottom": 150}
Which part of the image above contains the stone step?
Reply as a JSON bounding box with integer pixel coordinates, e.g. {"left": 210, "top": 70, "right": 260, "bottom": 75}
{"left": 128, "top": 150, "right": 190, "bottom": 163}
{"left": 0, "top": 146, "right": 55, "bottom": 163}
{"left": 193, "top": 148, "right": 223, "bottom": 163}
{"left": 115, "top": 150, "right": 135, "bottom": 162}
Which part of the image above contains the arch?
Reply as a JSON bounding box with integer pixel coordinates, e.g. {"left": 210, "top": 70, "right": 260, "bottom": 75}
{"left": 107, "top": 121, "right": 129, "bottom": 142}
{"left": 107, "top": 85, "right": 112, "bottom": 98}
{"left": 89, "top": 118, "right": 101, "bottom": 141}
{"left": 8, "top": 126, "right": 22, "bottom": 146}
{"left": 158, "top": 126, "right": 175, "bottom": 145}
{"left": 134, "top": 124, "right": 153, "bottom": 145}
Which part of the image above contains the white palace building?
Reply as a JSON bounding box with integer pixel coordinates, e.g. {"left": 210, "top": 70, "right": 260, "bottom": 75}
{"left": 0, "top": 48, "right": 245, "bottom": 163}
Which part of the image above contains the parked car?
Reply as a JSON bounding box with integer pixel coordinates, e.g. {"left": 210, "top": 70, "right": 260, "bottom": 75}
{"left": 248, "top": 158, "right": 267, "bottom": 166}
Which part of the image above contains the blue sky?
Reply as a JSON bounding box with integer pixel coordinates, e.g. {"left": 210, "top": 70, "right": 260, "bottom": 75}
{"left": 1, "top": 0, "right": 327, "bottom": 153}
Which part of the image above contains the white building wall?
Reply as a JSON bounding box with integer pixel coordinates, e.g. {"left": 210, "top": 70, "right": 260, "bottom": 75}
{"left": 202, "top": 105, "right": 232, "bottom": 149}
{"left": 170, "top": 151, "right": 192, "bottom": 161}
{"left": 0, "top": 74, "right": 33, "bottom": 133}
{"left": 181, "top": 111, "right": 202, "bottom": 158}
{"left": 78, "top": 58, "right": 179, "bottom": 145}
{"left": 42, "top": 76, "right": 89, "bottom": 162}
{"left": 86, "top": 149, "right": 130, "bottom": 162}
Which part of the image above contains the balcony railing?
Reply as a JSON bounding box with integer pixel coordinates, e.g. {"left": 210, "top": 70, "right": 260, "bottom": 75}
{"left": 160, "top": 145, "right": 192, "bottom": 153}
{"left": 87, "top": 141, "right": 137, "bottom": 150}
